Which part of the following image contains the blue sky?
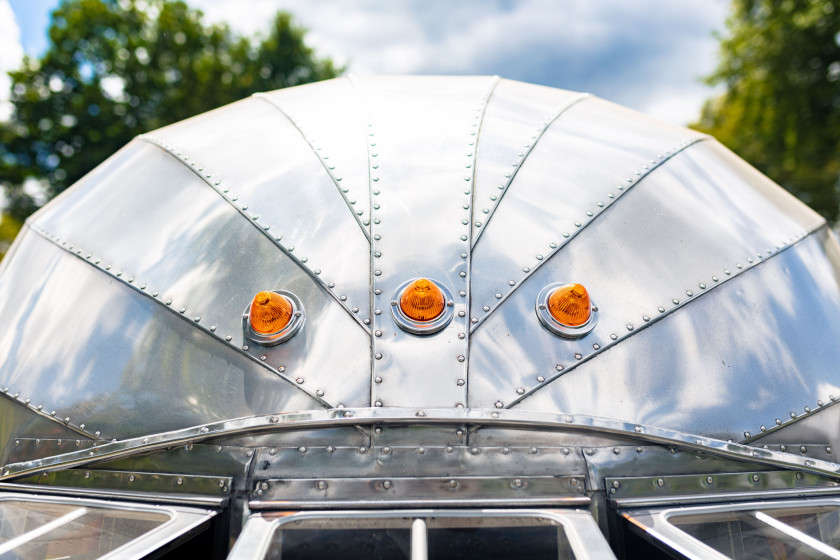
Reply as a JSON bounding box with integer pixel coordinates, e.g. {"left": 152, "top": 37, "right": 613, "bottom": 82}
{"left": 1, "top": 0, "right": 730, "bottom": 125}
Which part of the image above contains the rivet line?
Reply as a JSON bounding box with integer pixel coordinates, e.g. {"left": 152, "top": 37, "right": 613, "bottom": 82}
{"left": 140, "top": 134, "right": 369, "bottom": 332}
{"left": 0, "top": 384, "right": 96, "bottom": 440}
{"left": 496, "top": 225, "right": 819, "bottom": 408}
{"left": 471, "top": 135, "right": 708, "bottom": 333}
{"left": 741, "top": 388, "right": 840, "bottom": 445}
{"left": 27, "top": 224, "right": 333, "bottom": 408}
{"left": 254, "top": 93, "right": 371, "bottom": 241}
{"left": 472, "top": 92, "right": 591, "bottom": 246}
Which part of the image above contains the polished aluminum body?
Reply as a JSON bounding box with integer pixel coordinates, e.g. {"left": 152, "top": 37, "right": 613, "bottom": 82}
{"left": 1, "top": 76, "right": 839, "bottom": 558}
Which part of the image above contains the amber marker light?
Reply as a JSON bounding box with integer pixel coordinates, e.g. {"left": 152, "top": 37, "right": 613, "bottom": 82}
{"left": 243, "top": 290, "right": 305, "bottom": 346}
{"left": 399, "top": 278, "right": 446, "bottom": 322}
{"left": 392, "top": 278, "right": 454, "bottom": 335}
{"left": 536, "top": 282, "right": 597, "bottom": 339}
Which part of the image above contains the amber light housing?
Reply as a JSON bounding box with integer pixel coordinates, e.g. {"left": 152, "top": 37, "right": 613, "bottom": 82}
{"left": 243, "top": 290, "right": 305, "bottom": 345}
{"left": 392, "top": 278, "right": 454, "bottom": 335}
{"left": 536, "top": 282, "right": 597, "bottom": 339}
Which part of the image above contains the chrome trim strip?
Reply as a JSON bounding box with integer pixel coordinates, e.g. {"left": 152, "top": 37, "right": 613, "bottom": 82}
{"left": 0, "top": 482, "right": 228, "bottom": 507}
{"left": 4, "top": 408, "right": 840, "bottom": 481}
{"left": 249, "top": 497, "right": 592, "bottom": 510}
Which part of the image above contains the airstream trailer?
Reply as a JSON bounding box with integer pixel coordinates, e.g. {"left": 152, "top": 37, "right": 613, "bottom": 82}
{"left": 1, "top": 75, "right": 840, "bottom": 559}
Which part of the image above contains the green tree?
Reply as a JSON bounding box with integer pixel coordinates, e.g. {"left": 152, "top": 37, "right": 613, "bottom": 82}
{"left": 694, "top": 0, "right": 840, "bottom": 221}
{"left": 0, "top": 0, "right": 339, "bottom": 223}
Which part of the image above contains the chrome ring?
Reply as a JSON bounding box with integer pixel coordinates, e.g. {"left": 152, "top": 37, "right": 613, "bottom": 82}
{"left": 391, "top": 278, "right": 454, "bottom": 335}
{"left": 536, "top": 283, "right": 597, "bottom": 339}
{"left": 243, "top": 291, "right": 305, "bottom": 346}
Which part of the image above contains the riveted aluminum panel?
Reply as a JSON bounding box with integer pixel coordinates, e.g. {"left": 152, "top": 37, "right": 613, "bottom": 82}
{"left": 30, "top": 141, "right": 369, "bottom": 408}
{"left": 502, "top": 229, "right": 840, "bottom": 441}
{"left": 256, "top": 77, "right": 372, "bottom": 235}
{"left": 359, "top": 75, "right": 498, "bottom": 408}
{"left": 0, "top": 230, "right": 325, "bottom": 439}
{"left": 471, "top": 99, "right": 705, "bottom": 330}
{"left": 469, "top": 140, "right": 823, "bottom": 411}
{"left": 471, "top": 79, "right": 587, "bottom": 242}
{"left": 146, "top": 94, "right": 370, "bottom": 324}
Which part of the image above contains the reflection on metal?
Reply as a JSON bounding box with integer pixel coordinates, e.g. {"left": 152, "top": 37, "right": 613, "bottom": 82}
{"left": 242, "top": 290, "right": 305, "bottom": 346}
{"left": 4, "top": 408, "right": 840, "bottom": 482}
{"left": 141, "top": 134, "right": 370, "bottom": 330}
{"left": 470, "top": 135, "right": 707, "bottom": 332}
{"left": 253, "top": 92, "right": 372, "bottom": 241}
{"left": 607, "top": 470, "right": 840, "bottom": 507}
{"left": 228, "top": 509, "right": 617, "bottom": 560}
{"left": 27, "top": 224, "right": 334, "bottom": 410}
{"left": 471, "top": 92, "right": 590, "bottom": 245}
{"left": 249, "top": 475, "right": 587, "bottom": 509}
{"left": 622, "top": 498, "right": 840, "bottom": 560}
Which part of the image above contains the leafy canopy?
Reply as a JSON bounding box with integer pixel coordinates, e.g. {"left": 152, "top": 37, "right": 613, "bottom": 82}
{"left": 0, "top": 0, "right": 339, "bottom": 222}
{"left": 694, "top": 0, "right": 840, "bottom": 221}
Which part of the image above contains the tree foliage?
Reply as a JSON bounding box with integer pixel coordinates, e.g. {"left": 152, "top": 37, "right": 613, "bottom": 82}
{"left": 694, "top": 0, "right": 840, "bottom": 220}
{"left": 0, "top": 0, "right": 339, "bottom": 222}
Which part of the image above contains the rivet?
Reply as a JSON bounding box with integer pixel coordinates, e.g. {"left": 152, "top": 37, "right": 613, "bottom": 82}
{"left": 752, "top": 474, "right": 760, "bottom": 482}
{"left": 516, "top": 387, "right": 525, "bottom": 395}
{"left": 445, "top": 445, "right": 454, "bottom": 453}
{"left": 643, "top": 315, "right": 650, "bottom": 322}
{"left": 593, "top": 343, "right": 600, "bottom": 350}
{"left": 657, "top": 478, "right": 665, "bottom": 487}
{"left": 457, "top": 379, "right": 465, "bottom": 386}
{"left": 375, "top": 376, "right": 382, "bottom": 384}
{"left": 585, "top": 448, "right": 595, "bottom": 456}
{"left": 375, "top": 353, "right": 382, "bottom": 360}
{"left": 495, "top": 401, "right": 504, "bottom": 409}
{"left": 458, "top": 311, "right": 465, "bottom": 317}
{"left": 776, "top": 418, "right": 782, "bottom": 425}
{"left": 713, "top": 276, "right": 719, "bottom": 282}
{"left": 295, "top": 377, "right": 304, "bottom": 384}
{"left": 626, "top": 324, "right": 634, "bottom": 331}
{"left": 781, "top": 445, "right": 787, "bottom": 452}
{"left": 706, "top": 476, "right": 713, "bottom": 484}
{"left": 613, "top": 447, "right": 621, "bottom": 455}
{"left": 672, "top": 299, "right": 679, "bottom": 305}
{"left": 482, "top": 306, "right": 490, "bottom": 312}
{"left": 744, "top": 431, "right": 751, "bottom": 438}
{"left": 382, "top": 446, "right": 391, "bottom": 455}
{"left": 699, "top": 283, "right": 706, "bottom": 289}
{"left": 555, "top": 364, "right": 564, "bottom": 371}
{"left": 801, "top": 446, "right": 807, "bottom": 453}
{"left": 129, "top": 474, "right": 135, "bottom": 482}
{"left": 523, "top": 267, "right": 530, "bottom": 272}
{"left": 537, "top": 376, "right": 545, "bottom": 383}
{"left": 374, "top": 400, "right": 383, "bottom": 407}
{"left": 470, "top": 446, "right": 480, "bottom": 455}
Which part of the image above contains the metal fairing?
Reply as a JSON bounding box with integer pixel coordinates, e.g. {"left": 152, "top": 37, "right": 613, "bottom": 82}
{"left": 4, "top": 76, "right": 840, "bottom": 557}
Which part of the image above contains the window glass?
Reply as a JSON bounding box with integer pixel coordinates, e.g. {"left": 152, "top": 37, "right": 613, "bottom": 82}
{"left": 670, "top": 511, "right": 832, "bottom": 560}
{"left": 0, "top": 501, "right": 169, "bottom": 560}
{"left": 266, "top": 515, "right": 574, "bottom": 560}
{"left": 764, "top": 506, "right": 840, "bottom": 550}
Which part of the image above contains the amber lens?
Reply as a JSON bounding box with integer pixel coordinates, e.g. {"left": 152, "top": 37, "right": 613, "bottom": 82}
{"left": 400, "top": 279, "right": 446, "bottom": 322}
{"left": 249, "top": 291, "right": 294, "bottom": 334}
{"left": 547, "top": 283, "right": 591, "bottom": 327}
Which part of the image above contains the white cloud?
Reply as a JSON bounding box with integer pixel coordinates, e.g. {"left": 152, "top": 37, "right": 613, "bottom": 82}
{"left": 0, "top": 0, "right": 24, "bottom": 121}
{"left": 187, "top": 0, "right": 728, "bottom": 126}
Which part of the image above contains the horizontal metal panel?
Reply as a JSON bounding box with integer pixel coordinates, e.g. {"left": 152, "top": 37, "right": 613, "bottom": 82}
{"left": 360, "top": 75, "right": 498, "bottom": 408}
{"left": 502, "top": 229, "right": 840, "bottom": 441}
{"left": 146, "top": 96, "right": 371, "bottom": 323}
{"left": 0, "top": 230, "right": 325, "bottom": 439}
{"left": 250, "top": 475, "right": 587, "bottom": 506}
{"left": 29, "top": 141, "right": 370, "bottom": 408}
